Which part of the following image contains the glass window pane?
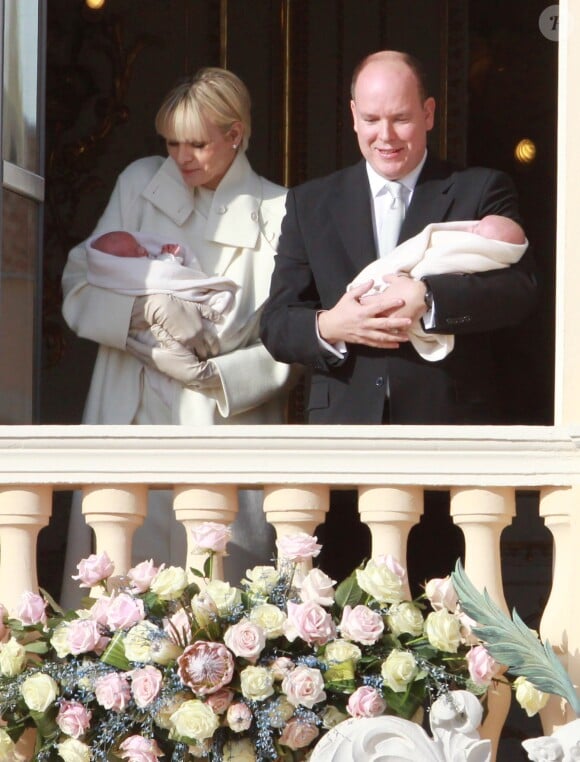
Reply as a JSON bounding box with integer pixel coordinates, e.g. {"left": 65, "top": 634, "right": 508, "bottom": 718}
{"left": 3, "top": 0, "right": 40, "bottom": 172}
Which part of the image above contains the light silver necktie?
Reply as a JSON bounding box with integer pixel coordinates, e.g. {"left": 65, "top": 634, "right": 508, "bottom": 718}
{"left": 380, "top": 181, "right": 406, "bottom": 257}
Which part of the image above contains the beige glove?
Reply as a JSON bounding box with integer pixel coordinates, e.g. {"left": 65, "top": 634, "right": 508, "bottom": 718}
{"left": 130, "top": 294, "right": 220, "bottom": 359}
{"left": 126, "top": 332, "right": 220, "bottom": 388}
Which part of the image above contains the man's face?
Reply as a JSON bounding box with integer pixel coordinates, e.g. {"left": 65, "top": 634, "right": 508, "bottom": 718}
{"left": 350, "top": 60, "right": 435, "bottom": 180}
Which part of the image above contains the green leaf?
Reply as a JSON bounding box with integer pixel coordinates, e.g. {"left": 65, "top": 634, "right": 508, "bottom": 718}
{"left": 451, "top": 560, "right": 580, "bottom": 716}
{"left": 334, "top": 573, "right": 363, "bottom": 610}
{"left": 100, "top": 630, "right": 131, "bottom": 671}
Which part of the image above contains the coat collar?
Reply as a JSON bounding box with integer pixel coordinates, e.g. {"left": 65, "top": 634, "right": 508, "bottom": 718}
{"left": 141, "top": 152, "right": 264, "bottom": 249}
{"left": 400, "top": 154, "right": 457, "bottom": 240}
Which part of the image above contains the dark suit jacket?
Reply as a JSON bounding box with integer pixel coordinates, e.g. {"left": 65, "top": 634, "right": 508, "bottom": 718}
{"left": 260, "top": 155, "right": 538, "bottom": 424}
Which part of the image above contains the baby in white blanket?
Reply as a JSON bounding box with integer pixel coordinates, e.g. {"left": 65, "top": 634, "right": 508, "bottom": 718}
{"left": 348, "top": 215, "right": 528, "bottom": 361}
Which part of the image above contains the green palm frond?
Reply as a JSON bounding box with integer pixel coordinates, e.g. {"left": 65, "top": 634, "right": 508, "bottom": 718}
{"left": 451, "top": 560, "right": 580, "bottom": 716}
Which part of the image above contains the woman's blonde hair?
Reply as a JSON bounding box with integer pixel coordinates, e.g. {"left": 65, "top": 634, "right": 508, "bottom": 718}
{"left": 155, "top": 67, "right": 251, "bottom": 151}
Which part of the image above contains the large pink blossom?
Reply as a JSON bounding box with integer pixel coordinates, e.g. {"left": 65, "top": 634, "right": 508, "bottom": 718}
{"left": 56, "top": 700, "right": 92, "bottom": 738}
{"left": 177, "top": 640, "right": 235, "bottom": 695}
{"left": 282, "top": 665, "right": 326, "bottom": 708}
{"left": 284, "top": 601, "right": 336, "bottom": 645}
{"left": 95, "top": 672, "right": 131, "bottom": 711}
{"left": 224, "top": 619, "right": 266, "bottom": 663}
{"left": 347, "top": 686, "right": 386, "bottom": 718}
{"left": 67, "top": 619, "right": 105, "bottom": 655}
{"left": 104, "top": 593, "right": 145, "bottom": 630}
{"left": 118, "top": 735, "right": 164, "bottom": 761}
{"left": 72, "top": 552, "right": 114, "bottom": 588}
{"left": 340, "top": 605, "right": 385, "bottom": 645}
{"left": 276, "top": 533, "right": 322, "bottom": 562}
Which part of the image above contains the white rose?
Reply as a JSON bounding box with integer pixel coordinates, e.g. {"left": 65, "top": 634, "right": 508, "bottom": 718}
{"left": 205, "top": 580, "right": 242, "bottom": 615}
{"left": 321, "top": 705, "right": 349, "bottom": 729}
{"left": 0, "top": 637, "right": 26, "bottom": 676}
{"left": 299, "top": 568, "right": 336, "bottom": 606}
{"left": 0, "top": 729, "right": 15, "bottom": 761}
{"left": 124, "top": 620, "right": 160, "bottom": 663}
{"left": 424, "top": 609, "right": 462, "bottom": 653}
{"left": 514, "top": 676, "right": 550, "bottom": 717}
{"left": 240, "top": 665, "right": 275, "bottom": 702}
{"left": 387, "top": 602, "right": 425, "bottom": 637}
{"left": 324, "top": 639, "right": 362, "bottom": 664}
{"left": 169, "top": 699, "right": 219, "bottom": 742}
{"left": 150, "top": 566, "right": 188, "bottom": 600}
{"left": 249, "top": 603, "right": 286, "bottom": 638}
{"left": 21, "top": 672, "right": 59, "bottom": 712}
{"left": 50, "top": 622, "right": 72, "bottom": 658}
{"left": 57, "top": 738, "right": 91, "bottom": 762}
{"left": 243, "top": 566, "right": 281, "bottom": 596}
{"left": 381, "top": 650, "right": 418, "bottom": 693}
{"left": 356, "top": 559, "right": 404, "bottom": 603}
{"left": 222, "top": 738, "right": 257, "bottom": 761}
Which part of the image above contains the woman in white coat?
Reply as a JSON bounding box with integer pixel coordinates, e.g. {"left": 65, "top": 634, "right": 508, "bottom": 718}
{"left": 60, "top": 68, "right": 292, "bottom": 604}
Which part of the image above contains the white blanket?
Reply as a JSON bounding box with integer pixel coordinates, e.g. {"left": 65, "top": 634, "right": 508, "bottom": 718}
{"left": 348, "top": 220, "right": 528, "bottom": 361}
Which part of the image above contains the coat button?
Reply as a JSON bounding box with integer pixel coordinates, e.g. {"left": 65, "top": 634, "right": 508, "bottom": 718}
{"left": 251, "top": 211, "right": 258, "bottom": 221}
{"left": 217, "top": 205, "right": 227, "bottom": 214}
{"left": 375, "top": 376, "right": 385, "bottom": 388}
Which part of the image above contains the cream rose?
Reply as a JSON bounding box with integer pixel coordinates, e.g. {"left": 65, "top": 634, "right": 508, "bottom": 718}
{"left": 124, "top": 620, "right": 159, "bottom": 663}
{"left": 150, "top": 566, "right": 188, "bottom": 601}
{"left": 240, "top": 665, "right": 275, "bottom": 702}
{"left": 243, "top": 566, "right": 281, "bottom": 596}
{"left": 50, "top": 622, "right": 72, "bottom": 658}
{"left": 386, "top": 602, "right": 425, "bottom": 637}
{"left": 169, "top": 699, "right": 219, "bottom": 742}
{"left": 57, "top": 738, "right": 91, "bottom": 762}
{"left": 21, "top": 672, "right": 59, "bottom": 712}
{"left": 424, "top": 609, "right": 462, "bottom": 653}
{"left": 324, "top": 639, "right": 362, "bottom": 665}
{"left": 356, "top": 559, "right": 404, "bottom": 603}
{"left": 514, "top": 676, "right": 550, "bottom": 717}
{"left": 321, "top": 705, "right": 349, "bottom": 729}
{"left": 222, "top": 738, "right": 257, "bottom": 761}
{"left": 381, "top": 650, "right": 418, "bottom": 693}
{"left": 0, "top": 636, "right": 26, "bottom": 676}
{"left": 249, "top": 603, "right": 286, "bottom": 638}
{"left": 205, "top": 580, "right": 242, "bottom": 615}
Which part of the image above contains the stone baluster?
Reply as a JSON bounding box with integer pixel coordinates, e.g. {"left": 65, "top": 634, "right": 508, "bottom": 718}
{"left": 263, "top": 485, "right": 330, "bottom": 572}
{"left": 81, "top": 485, "right": 148, "bottom": 576}
{"left": 173, "top": 485, "right": 238, "bottom": 582}
{"left": 358, "top": 486, "right": 423, "bottom": 600}
{"left": 450, "top": 486, "right": 515, "bottom": 762}
{"left": 0, "top": 486, "right": 52, "bottom": 610}
{"left": 538, "top": 486, "right": 576, "bottom": 729}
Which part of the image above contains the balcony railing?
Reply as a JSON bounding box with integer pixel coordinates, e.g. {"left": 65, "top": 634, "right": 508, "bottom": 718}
{"left": 1, "top": 422, "right": 580, "bottom": 758}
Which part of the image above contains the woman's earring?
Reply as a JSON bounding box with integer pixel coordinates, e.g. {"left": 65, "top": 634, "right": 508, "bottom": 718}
{"left": 232, "top": 144, "right": 238, "bottom": 150}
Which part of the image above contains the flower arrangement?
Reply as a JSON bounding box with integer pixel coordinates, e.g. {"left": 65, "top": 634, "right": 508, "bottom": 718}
{"left": 0, "top": 525, "right": 558, "bottom": 762}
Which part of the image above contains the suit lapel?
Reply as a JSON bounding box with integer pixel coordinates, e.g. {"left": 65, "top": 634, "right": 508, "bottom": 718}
{"left": 330, "top": 161, "right": 378, "bottom": 272}
{"left": 400, "top": 155, "right": 457, "bottom": 241}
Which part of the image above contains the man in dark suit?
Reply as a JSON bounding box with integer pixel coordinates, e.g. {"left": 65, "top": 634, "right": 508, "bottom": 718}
{"left": 260, "top": 50, "right": 538, "bottom": 583}
{"left": 261, "top": 50, "right": 537, "bottom": 426}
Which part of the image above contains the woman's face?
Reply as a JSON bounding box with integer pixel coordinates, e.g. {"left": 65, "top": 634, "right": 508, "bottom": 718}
{"left": 165, "top": 118, "right": 242, "bottom": 190}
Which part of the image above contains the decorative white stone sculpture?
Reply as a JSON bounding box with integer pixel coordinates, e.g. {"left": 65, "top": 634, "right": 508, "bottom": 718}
{"left": 309, "top": 690, "right": 491, "bottom": 762}
{"left": 522, "top": 718, "right": 580, "bottom": 760}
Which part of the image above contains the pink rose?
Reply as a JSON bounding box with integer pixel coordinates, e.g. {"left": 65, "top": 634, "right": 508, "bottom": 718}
{"left": 95, "top": 672, "right": 131, "bottom": 711}
{"left": 282, "top": 665, "right": 326, "bottom": 708}
{"left": 226, "top": 701, "right": 253, "bottom": 732}
{"left": 177, "top": 640, "right": 235, "bottom": 695}
{"left": 279, "top": 717, "right": 320, "bottom": 750}
{"left": 425, "top": 576, "right": 458, "bottom": 613}
{"left": 299, "top": 569, "right": 336, "bottom": 607}
{"left": 128, "top": 560, "right": 164, "bottom": 594}
{"left": 0, "top": 604, "right": 9, "bottom": 643}
{"left": 276, "top": 533, "right": 322, "bottom": 562}
{"left": 119, "top": 735, "right": 164, "bottom": 761}
{"left": 72, "top": 552, "right": 115, "bottom": 588}
{"left": 164, "top": 607, "right": 192, "bottom": 644}
{"left": 67, "top": 619, "right": 105, "bottom": 655}
{"left": 224, "top": 619, "right": 266, "bottom": 663}
{"left": 206, "top": 688, "right": 234, "bottom": 714}
{"left": 284, "top": 601, "right": 336, "bottom": 646}
{"left": 191, "top": 522, "right": 232, "bottom": 553}
{"left": 467, "top": 645, "right": 500, "bottom": 686}
{"left": 130, "top": 666, "right": 163, "bottom": 708}
{"left": 15, "top": 591, "right": 47, "bottom": 625}
{"left": 347, "top": 686, "right": 386, "bottom": 718}
{"left": 105, "top": 593, "right": 145, "bottom": 630}
{"left": 89, "top": 596, "right": 112, "bottom": 626}
{"left": 56, "top": 700, "right": 92, "bottom": 738}
{"left": 374, "top": 554, "right": 407, "bottom": 581}
{"left": 340, "top": 605, "right": 385, "bottom": 645}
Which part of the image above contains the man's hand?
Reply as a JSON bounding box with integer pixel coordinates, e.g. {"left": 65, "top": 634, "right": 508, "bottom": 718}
{"left": 317, "top": 280, "right": 413, "bottom": 349}
{"left": 379, "top": 274, "right": 428, "bottom": 321}
{"left": 130, "top": 294, "right": 220, "bottom": 359}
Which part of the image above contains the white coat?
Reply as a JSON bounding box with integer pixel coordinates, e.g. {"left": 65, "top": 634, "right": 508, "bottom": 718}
{"left": 62, "top": 150, "right": 292, "bottom": 425}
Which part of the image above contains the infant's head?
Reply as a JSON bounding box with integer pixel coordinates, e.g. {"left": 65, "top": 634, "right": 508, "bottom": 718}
{"left": 471, "top": 215, "right": 526, "bottom": 245}
{"left": 92, "top": 231, "right": 148, "bottom": 258}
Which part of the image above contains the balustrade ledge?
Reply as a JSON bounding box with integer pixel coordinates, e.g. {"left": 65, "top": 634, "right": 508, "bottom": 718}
{"left": 0, "top": 423, "right": 578, "bottom": 488}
